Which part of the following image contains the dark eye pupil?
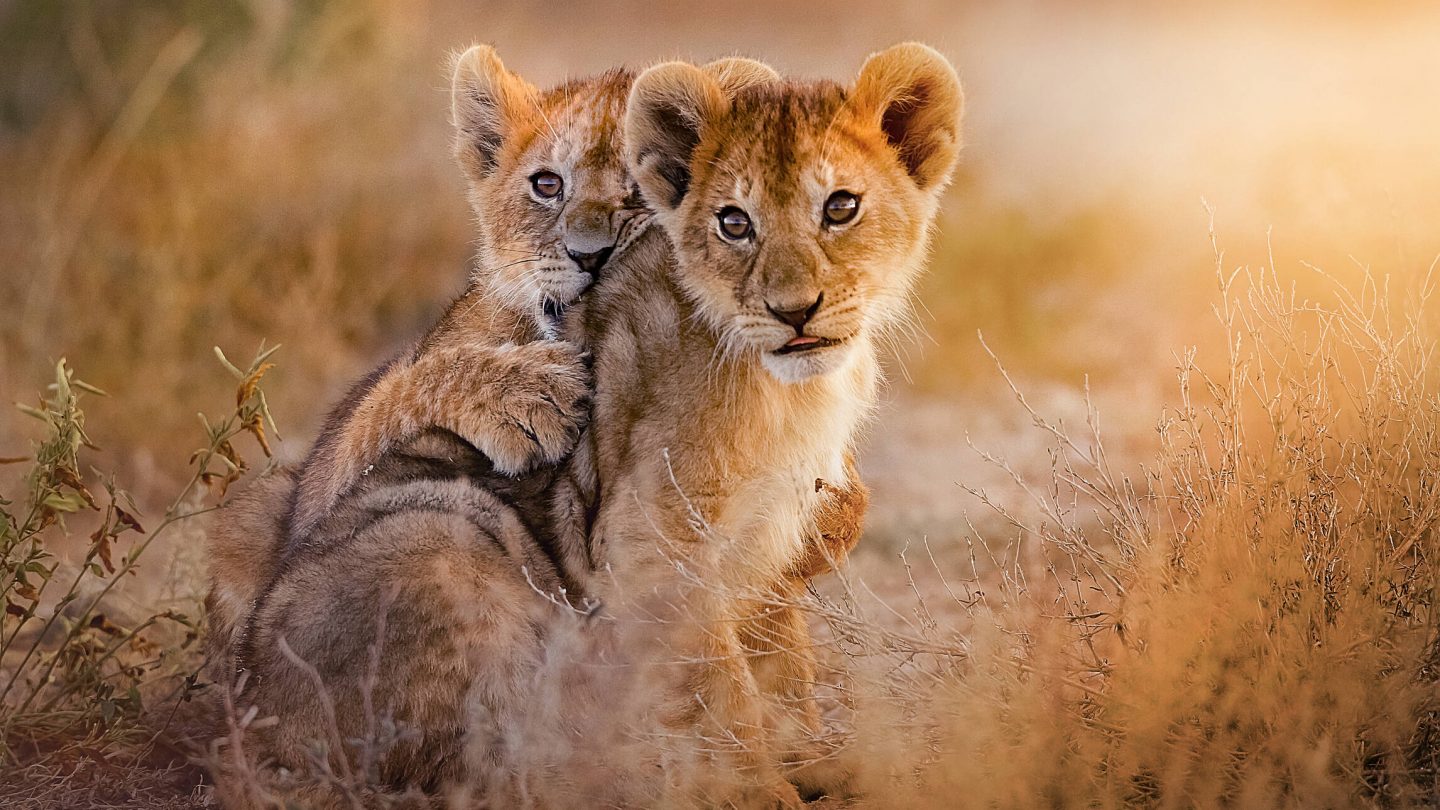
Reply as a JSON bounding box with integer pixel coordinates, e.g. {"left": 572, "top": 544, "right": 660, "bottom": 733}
{"left": 718, "top": 207, "right": 752, "bottom": 239}
{"left": 824, "top": 191, "right": 859, "bottom": 224}
{"left": 532, "top": 172, "right": 563, "bottom": 198}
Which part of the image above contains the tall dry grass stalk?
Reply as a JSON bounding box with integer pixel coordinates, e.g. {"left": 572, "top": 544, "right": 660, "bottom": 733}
{"left": 803, "top": 225, "right": 1440, "bottom": 807}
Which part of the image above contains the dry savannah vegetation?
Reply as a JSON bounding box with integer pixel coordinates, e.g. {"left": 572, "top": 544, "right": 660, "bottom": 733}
{"left": 4, "top": 1, "right": 1440, "bottom": 807}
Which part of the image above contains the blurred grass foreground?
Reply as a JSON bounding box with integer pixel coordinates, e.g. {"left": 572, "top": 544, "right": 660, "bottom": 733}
{"left": 3, "top": 1, "right": 1440, "bottom": 807}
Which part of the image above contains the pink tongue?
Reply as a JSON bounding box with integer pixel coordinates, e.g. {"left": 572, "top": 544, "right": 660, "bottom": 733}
{"left": 785, "top": 336, "right": 821, "bottom": 348}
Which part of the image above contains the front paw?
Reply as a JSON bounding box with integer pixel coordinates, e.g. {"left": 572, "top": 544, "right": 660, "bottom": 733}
{"left": 788, "top": 453, "right": 869, "bottom": 580}
{"left": 455, "top": 341, "right": 591, "bottom": 475}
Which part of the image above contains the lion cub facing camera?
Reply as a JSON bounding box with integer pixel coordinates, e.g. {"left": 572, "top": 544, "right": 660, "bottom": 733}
{"left": 572, "top": 42, "right": 964, "bottom": 806}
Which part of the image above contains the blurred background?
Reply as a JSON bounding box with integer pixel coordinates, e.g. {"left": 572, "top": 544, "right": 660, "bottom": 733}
{"left": 3, "top": 0, "right": 1439, "bottom": 552}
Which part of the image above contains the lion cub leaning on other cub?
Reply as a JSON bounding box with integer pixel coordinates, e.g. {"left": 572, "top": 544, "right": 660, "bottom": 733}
{"left": 205, "top": 47, "right": 868, "bottom": 806}
{"left": 562, "top": 42, "right": 963, "bottom": 807}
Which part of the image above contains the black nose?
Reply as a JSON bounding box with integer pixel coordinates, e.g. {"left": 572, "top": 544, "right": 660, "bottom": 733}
{"left": 766, "top": 293, "right": 824, "bottom": 331}
{"left": 567, "top": 246, "right": 614, "bottom": 277}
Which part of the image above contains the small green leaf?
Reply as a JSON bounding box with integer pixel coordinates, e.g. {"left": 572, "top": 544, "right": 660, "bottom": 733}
{"left": 42, "top": 492, "right": 85, "bottom": 513}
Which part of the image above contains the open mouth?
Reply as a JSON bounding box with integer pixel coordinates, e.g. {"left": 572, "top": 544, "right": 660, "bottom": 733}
{"left": 774, "top": 335, "right": 841, "bottom": 355}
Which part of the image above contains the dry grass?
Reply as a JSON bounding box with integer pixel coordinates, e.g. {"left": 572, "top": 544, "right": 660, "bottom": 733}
{"left": 1, "top": 0, "right": 469, "bottom": 499}
{"left": 5, "top": 1, "right": 1440, "bottom": 806}
{"left": 805, "top": 227, "right": 1440, "bottom": 807}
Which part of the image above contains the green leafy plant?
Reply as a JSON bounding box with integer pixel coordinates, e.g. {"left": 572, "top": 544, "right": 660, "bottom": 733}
{"left": 0, "top": 345, "right": 278, "bottom": 771}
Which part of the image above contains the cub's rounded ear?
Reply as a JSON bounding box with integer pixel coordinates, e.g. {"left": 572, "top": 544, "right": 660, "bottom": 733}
{"left": 850, "top": 43, "right": 964, "bottom": 194}
{"left": 700, "top": 56, "right": 780, "bottom": 96}
{"left": 625, "top": 62, "right": 726, "bottom": 212}
{"left": 450, "top": 44, "right": 540, "bottom": 183}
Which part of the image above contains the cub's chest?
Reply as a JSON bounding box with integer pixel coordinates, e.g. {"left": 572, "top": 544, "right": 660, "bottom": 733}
{"left": 674, "top": 442, "right": 844, "bottom": 538}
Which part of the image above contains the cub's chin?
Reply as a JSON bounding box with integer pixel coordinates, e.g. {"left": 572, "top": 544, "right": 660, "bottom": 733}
{"left": 760, "top": 338, "right": 854, "bottom": 383}
{"left": 538, "top": 267, "right": 595, "bottom": 309}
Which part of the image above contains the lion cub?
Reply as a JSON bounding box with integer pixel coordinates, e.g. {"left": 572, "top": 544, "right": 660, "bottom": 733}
{"left": 572, "top": 42, "right": 964, "bottom": 806}
{"left": 282, "top": 46, "right": 647, "bottom": 551}
{"left": 206, "top": 46, "right": 646, "bottom": 654}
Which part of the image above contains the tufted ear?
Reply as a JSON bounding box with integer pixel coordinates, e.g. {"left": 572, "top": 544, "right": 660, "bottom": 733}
{"left": 700, "top": 56, "right": 780, "bottom": 96}
{"left": 450, "top": 44, "right": 540, "bottom": 183}
{"left": 850, "top": 43, "right": 964, "bottom": 194}
{"left": 625, "top": 62, "right": 727, "bottom": 212}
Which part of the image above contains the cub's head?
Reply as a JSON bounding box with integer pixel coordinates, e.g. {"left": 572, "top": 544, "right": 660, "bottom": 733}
{"left": 450, "top": 46, "right": 646, "bottom": 321}
{"left": 625, "top": 43, "right": 963, "bottom": 382}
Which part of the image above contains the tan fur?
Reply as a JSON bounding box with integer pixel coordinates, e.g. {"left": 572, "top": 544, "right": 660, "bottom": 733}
{"left": 204, "top": 465, "right": 297, "bottom": 658}
{"left": 566, "top": 43, "right": 962, "bottom": 805}
{"left": 203, "top": 50, "right": 881, "bottom": 808}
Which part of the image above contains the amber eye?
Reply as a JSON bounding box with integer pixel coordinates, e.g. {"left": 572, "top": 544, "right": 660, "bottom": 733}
{"left": 823, "top": 190, "right": 860, "bottom": 225}
{"left": 531, "top": 171, "right": 564, "bottom": 199}
{"left": 717, "top": 207, "right": 752, "bottom": 240}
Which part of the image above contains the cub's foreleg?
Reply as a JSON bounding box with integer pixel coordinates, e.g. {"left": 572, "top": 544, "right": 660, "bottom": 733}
{"left": 745, "top": 451, "right": 869, "bottom": 798}
{"left": 289, "top": 340, "right": 590, "bottom": 540}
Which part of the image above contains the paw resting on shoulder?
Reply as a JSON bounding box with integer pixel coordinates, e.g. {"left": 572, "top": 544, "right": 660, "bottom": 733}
{"left": 422, "top": 340, "right": 591, "bottom": 475}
